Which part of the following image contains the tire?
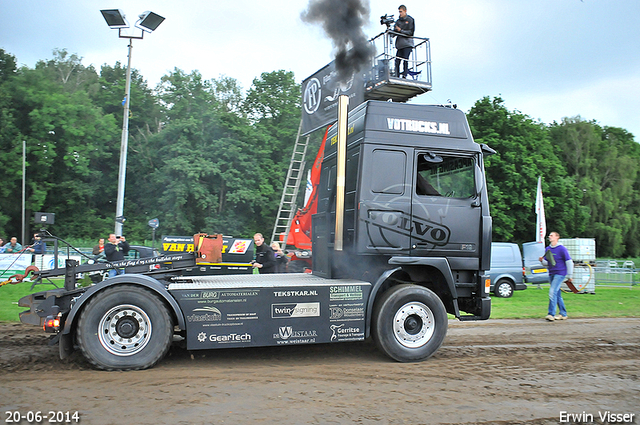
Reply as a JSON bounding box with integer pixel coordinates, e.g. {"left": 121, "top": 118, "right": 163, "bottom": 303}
{"left": 76, "top": 285, "right": 173, "bottom": 371}
{"left": 372, "top": 284, "right": 448, "bottom": 362}
{"left": 494, "top": 279, "right": 514, "bottom": 298}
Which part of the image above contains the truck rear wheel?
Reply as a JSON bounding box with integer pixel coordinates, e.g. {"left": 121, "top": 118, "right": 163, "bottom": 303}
{"left": 372, "top": 284, "right": 447, "bottom": 362}
{"left": 76, "top": 285, "right": 173, "bottom": 371}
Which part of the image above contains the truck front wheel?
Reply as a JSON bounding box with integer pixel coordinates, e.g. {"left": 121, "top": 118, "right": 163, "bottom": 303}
{"left": 76, "top": 285, "right": 173, "bottom": 371}
{"left": 372, "top": 284, "right": 448, "bottom": 362}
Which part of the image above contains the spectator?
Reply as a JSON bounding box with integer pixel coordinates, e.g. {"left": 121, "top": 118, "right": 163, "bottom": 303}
{"left": 104, "top": 234, "right": 130, "bottom": 277}
{"left": 0, "top": 238, "right": 5, "bottom": 253}
{"left": 252, "top": 233, "right": 276, "bottom": 274}
{"left": 271, "top": 242, "right": 289, "bottom": 273}
{"left": 4, "top": 237, "right": 22, "bottom": 253}
{"left": 92, "top": 238, "right": 105, "bottom": 256}
{"left": 27, "top": 233, "right": 46, "bottom": 254}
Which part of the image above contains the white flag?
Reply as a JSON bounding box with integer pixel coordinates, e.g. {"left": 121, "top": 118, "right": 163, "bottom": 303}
{"left": 535, "top": 176, "right": 546, "bottom": 243}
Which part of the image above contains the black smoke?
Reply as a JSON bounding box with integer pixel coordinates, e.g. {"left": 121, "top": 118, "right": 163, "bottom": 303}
{"left": 301, "top": 0, "right": 375, "bottom": 82}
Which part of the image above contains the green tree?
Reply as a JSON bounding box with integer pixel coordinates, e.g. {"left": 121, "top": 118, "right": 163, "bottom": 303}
{"left": 243, "top": 70, "right": 301, "bottom": 160}
{"left": 132, "top": 70, "right": 269, "bottom": 237}
{"left": 550, "top": 118, "right": 640, "bottom": 257}
{"left": 468, "top": 96, "right": 587, "bottom": 244}
{"left": 93, "top": 62, "right": 164, "bottom": 135}
{"left": 0, "top": 49, "right": 21, "bottom": 237}
{"left": 242, "top": 71, "right": 305, "bottom": 233}
{"left": 35, "top": 49, "right": 99, "bottom": 95}
{"left": 0, "top": 48, "right": 17, "bottom": 83}
{"left": 0, "top": 51, "right": 119, "bottom": 240}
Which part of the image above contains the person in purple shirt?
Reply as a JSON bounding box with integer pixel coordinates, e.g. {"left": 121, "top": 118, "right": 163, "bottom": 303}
{"left": 539, "top": 231, "right": 574, "bottom": 321}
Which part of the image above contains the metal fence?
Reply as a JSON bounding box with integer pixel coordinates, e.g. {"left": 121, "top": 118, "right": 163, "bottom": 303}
{"left": 592, "top": 260, "right": 638, "bottom": 289}
{"left": 533, "top": 261, "right": 638, "bottom": 293}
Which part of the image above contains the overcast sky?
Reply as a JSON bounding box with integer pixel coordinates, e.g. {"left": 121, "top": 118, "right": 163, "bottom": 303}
{"left": 1, "top": 0, "right": 639, "bottom": 139}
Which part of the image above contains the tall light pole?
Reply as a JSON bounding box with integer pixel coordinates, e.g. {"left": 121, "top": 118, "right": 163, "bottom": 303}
{"left": 100, "top": 9, "right": 165, "bottom": 235}
{"left": 22, "top": 140, "right": 26, "bottom": 245}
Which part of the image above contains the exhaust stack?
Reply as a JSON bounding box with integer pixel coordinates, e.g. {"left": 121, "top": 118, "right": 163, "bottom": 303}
{"left": 334, "top": 95, "right": 349, "bottom": 251}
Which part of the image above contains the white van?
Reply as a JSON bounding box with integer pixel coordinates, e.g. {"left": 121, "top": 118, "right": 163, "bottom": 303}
{"left": 488, "top": 242, "right": 526, "bottom": 297}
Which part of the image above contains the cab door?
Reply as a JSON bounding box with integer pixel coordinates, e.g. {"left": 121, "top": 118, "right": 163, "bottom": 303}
{"left": 410, "top": 151, "right": 483, "bottom": 260}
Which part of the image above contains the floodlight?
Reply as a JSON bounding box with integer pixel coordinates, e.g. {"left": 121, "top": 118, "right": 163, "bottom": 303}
{"left": 100, "top": 9, "right": 129, "bottom": 29}
{"left": 35, "top": 212, "right": 55, "bottom": 225}
{"left": 136, "top": 11, "right": 165, "bottom": 32}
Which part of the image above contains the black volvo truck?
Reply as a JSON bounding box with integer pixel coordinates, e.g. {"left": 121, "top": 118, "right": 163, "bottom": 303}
{"left": 19, "top": 100, "right": 493, "bottom": 370}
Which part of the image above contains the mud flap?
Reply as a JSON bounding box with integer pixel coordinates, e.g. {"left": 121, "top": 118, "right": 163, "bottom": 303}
{"left": 59, "top": 332, "right": 74, "bottom": 359}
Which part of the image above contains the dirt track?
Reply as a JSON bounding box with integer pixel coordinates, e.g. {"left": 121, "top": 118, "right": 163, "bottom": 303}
{"left": 1, "top": 318, "right": 638, "bottom": 425}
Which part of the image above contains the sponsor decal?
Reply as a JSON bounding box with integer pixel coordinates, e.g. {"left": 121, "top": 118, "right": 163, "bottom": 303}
{"left": 221, "top": 290, "right": 259, "bottom": 297}
{"left": 273, "top": 326, "right": 318, "bottom": 345}
{"left": 163, "top": 242, "right": 195, "bottom": 252}
{"left": 330, "top": 285, "right": 363, "bottom": 301}
{"left": 180, "top": 290, "right": 258, "bottom": 301}
{"left": 273, "top": 290, "right": 318, "bottom": 297}
{"left": 303, "top": 78, "right": 321, "bottom": 115}
{"left": 329, "top": 305, "right": 365, "bottom": 320}
{"left": 329, "top": 124, "right": 355, "bottom": 146}
{"left": 161, "top": 236, "right": 252, "bottom": 256}
{"left": 229, "top": 240, "right": 250, "bottom": 254}
{"left": 187, "top": 306, "right": 222, "bottom": 322}
{"left": 226, "top": 312, "right": 258, "bottom": 321}
{"left": 323, "top": 72, "right": 355, "bottom": 102}
{"left": 329, "top": 324, "right": 364, "bottom": 341}
{"left": 330, "top": 307, "right": 344, "bottom": 320}
{"left": 196, "top": 331, "right": 251, "bottom": 344}
{"left": 107, "top": 254, "right": 187, "bottom": 269}
{"left": 272, "top": 302, "right": 320, "bottom": 318}
{"left": 301, "top": 61, "right": 365, "bottom": 135}
{"left": 386, "top": 117, "right": 451, "bottom": 135}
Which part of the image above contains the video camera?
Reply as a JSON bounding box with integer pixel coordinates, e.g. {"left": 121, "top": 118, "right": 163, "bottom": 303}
{"left": 380, "top": 13, "right": 395, "bottom": 28}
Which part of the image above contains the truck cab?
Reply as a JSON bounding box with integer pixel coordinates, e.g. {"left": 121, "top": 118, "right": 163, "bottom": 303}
{"left": 313, "top": 101, "right": 493, "bottom": 320}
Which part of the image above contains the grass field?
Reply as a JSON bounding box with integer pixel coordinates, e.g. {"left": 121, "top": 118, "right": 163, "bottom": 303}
{"left": 1, "top": 279, "right": 638, "bottom": 323}
{"left": 0, "top": 280, "right": 58, "bottom": 322}
{"left": 490, "top": 285, "right": 640, "bottom": 319}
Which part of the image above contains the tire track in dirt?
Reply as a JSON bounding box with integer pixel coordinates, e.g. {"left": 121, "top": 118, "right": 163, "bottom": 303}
{"left": 1, "top": 318, "right": 638, "bottom": 424}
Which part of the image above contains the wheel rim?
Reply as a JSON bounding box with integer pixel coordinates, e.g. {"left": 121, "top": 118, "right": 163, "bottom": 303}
{"left": 98, "top": 304, "right": 152, "bottom": 356}
{"left": 393, "top": 301, "right": 435, "bottom": 348}
{"left": 497, "top": 282, "right": 512, "bottom": 297}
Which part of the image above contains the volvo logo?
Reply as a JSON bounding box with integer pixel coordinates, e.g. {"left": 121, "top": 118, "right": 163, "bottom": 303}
{"left": 303, "top": 78, "right": 321, "bottom": 115}
{"left": 364, "top": 211, "right": 451, "bottom": 247}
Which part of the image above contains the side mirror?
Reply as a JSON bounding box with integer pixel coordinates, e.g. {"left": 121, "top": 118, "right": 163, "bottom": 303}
{"left": 475, "top": 164, "right": 484, "bottom": 195}
{"left": 481, "top": 144, "right": 496, "bottom": 156}
{"left": 421, "top": 152, "right": 443, "bottom": 163}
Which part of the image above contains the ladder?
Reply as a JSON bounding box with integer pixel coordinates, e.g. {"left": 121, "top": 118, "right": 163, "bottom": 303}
{"left": 270, "top": 120, "right": 310, "bottom": 247}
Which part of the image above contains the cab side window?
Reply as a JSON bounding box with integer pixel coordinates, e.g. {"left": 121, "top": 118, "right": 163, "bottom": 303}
{"left": 371, "top": 149, "right": 406, "bottom": 194}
